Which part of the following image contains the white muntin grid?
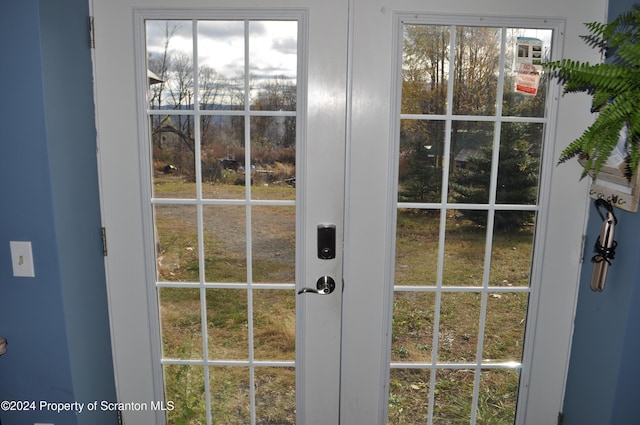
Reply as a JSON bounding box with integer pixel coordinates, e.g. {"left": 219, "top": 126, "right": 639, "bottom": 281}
{"left": 143, "top": 16, "right": 301, "bottom": 425}
{"left": 137, "top": 10, "right": 560, "bottom": 425}
{"left": 390, "top": 17, "right": 557, "bottom": 425}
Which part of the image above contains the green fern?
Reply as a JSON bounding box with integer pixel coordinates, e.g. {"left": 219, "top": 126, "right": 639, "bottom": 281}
{"left": 546, "top": 4, "right": 640, "bottom": 178}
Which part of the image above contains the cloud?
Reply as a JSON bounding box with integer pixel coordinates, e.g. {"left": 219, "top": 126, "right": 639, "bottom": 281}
{"left": 145, "top": 19, "right": 297, "bottom": 80}
{"left": 198, "top": 20, "right": 246, "bottom": 40}
{"left": 271, "top": 36, "right": 297, "bottom": 56}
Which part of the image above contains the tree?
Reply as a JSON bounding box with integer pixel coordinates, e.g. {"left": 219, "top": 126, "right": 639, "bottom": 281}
{"left": 452, "top": 26, "right": 500, "bottom": 116}
{"left": 251, "top": 75, "right": 297, "bottom": 151}
{"left": 398, "top": 120, "right": 445, "bottom": 204}
{"left": 451, "top": 132, "right": 539, "bottom": 230}
{"left": 399, "top": 25, "right": 501, "bottom": 206}
{"left": 398, "top": 26, "right": 449, "bottom": 204}
{"left": 147, "top": 21, "right": 243, "bottom": 181}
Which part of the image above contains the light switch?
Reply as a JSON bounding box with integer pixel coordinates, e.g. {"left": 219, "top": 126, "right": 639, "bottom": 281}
{"left": 10, "top": 241, "right": 35, "bottom": 277}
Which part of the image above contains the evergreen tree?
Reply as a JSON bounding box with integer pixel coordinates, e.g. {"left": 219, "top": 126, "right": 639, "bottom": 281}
{"left": 398, "top": 151, "right": 442, "bottom": 203}
{"left": 451, "top": 130, "right": 539, "bottom": 230}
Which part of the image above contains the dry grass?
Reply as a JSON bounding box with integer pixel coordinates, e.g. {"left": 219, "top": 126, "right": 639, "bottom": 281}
{"left": 388, "top": 210, "right": 531, "bottom": 424}
{"left": 154, "top": 177, "right": 532, "bottom": 424}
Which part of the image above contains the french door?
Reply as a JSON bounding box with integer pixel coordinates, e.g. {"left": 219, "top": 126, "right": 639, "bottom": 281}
{"left": 91, "top": 0, "right": 593, "bottom": 424}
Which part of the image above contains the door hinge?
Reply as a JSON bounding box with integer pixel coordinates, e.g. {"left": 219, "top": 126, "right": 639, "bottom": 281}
{"left": 117, "top": 408, "right": 123, "bottom": 425}
{"left": 101, "top": 227, "right": 108, "bottom": 256}
{"left": 89, "top": 16, "right": 95, "bottom": 49}
{"left": 557, "top": 411, "right": 564, "bottom": 425}
{"left": 579, "top": 233, "right": 587, "bottom": 263}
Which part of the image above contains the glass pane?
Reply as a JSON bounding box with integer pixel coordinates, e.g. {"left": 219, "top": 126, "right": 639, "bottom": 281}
{"left": 393, "top": 21, "right": 555, "bottom": 425}
{"left": 251, "top": 173, "right": 297, "bottom": 200}
{"left": 254, "top": 367, "right": 296, "bottom": 424}
{"left": 395, "top": 209, "right": 440, "bottom": 286}
{"left": 151, "top": 115, "right": 196, "bottom": 198}
{"left": 490, "top": 215, "right": 535, "bottom": 287}
{"left": 252, "top": 206, "right": 296, "bottom": 284}
{"left": 207, "top": 288, "right": 248, "bottom": 360}
{"left": 483, "top": 292, "right": 528, "bottom": 363}
{"left": 443, "top": 211, "right": 486, "bottom": 286}
{"left": 249, "top": 21, "right": 298, "bottom": 111}
{"left": 201, "top": 115, "right": 246, "bottom": 188}
{"left": 200, "top": 115, "right": 246, "bottom": 198}
{"left": 497, "top": 122, "right": 543, "bottom": 206}
{"left": 203, "top": 205, "right": 247, "bottom": 283}
{"left": 154, "top": 205, "right": 199, "bottom": 282}
{"left": 250, "top": 116, "right": 296, "bottom": 197}
{"left": 398, "top": 120, "right": 446, "bottom": 204}
{"left": 401, "top": 24, "right": 450, "bottom": 115}
{"left": 146, "top": 20, "right": 194, "bottom": 111}
{"left": 210, "top": 366, "right": 251, "bottom": 424}
{"left": 503, "top": 29, "right": 552, "bottom": 118}
{"left": 433, "top": 369, "right": 475, "bottom": 424}
{"left": 388, "top": 368, "right": 431, "bottom": 424}
{"left": 164, "top": 364, "right": 206, "bottom": 424}
{"left": 159, "top": 287, "right": 202, "bottom": 359}
{"left": 449, "top": 121, "right": 494, "bottom": 205}
{"left": 477, "top": 369, "right": 520, "bottom": 423}
{"left": 438, "top": 292, "right": 481, "bottom": 362}
{"left": 198, "top": 21, "right": 245, "bottom": 111}
{"left": 146, "top": 19, "right": 301, "bottom": 425}
{"left": 253, "top": 290, "right": 296, "bottom": 361}
{"left": 391, "top": 292, "right": 435, "bottom": 362}
{"left": 452, "top": 26, "right": 501, "bottom": 116}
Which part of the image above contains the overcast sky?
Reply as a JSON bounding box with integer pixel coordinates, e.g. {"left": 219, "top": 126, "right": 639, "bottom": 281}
{"left": 145, "top": 19, "right": 298, "bottom": 80}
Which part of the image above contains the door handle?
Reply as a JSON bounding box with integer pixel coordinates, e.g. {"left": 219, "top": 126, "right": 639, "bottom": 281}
{"left": 298, "top": 276, "right": 336, "bottom": 295}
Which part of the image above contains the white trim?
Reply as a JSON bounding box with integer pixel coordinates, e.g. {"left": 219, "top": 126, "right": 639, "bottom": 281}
{"left": 515, "top": 17, "right": 565, "bottom": 424}
{"left": 394, "top": 285, "right": 531, "bottom": 293}
{"left": 133, "top": 10, "right": 168, "bottom": 423}
{"left": 87, "top": 0, "right": 129, "bottom": 415}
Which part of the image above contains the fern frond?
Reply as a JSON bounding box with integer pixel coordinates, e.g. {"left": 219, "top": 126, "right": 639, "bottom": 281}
{"left": 570, "top": 117, "right": 624, "bottom": 176}
{"left": 626, "top": 109, "right": 640, "bottom": 171}
{"left": 557, "top": 139, "right": 586, "bottom": 163}
{"left": 547, "top": 3, "right": 640, "bottom": 178}
{"left": 559, "top": 92, "right": 637, "bottom": 176}
{"left": 581, "top": 21, "right": 608, "bottom": 52}
{"left": 628, "top": 133, "right": 640, "bottom": 173}
{"left": 609, "top": 4, "right": 640, "bottom": 34}
{"left": 611, "top": 41, "right": 640, "bottom": 67}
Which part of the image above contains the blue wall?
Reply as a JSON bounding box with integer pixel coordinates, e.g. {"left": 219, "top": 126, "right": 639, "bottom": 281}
{"left": 562, "top": 2, "right": 640, "bottom": 423}
{"left": 0, "top": 1, "right": 117, "bottom": 424}
{"left": 563, "top": 208, "right": 640, "bottom": 424}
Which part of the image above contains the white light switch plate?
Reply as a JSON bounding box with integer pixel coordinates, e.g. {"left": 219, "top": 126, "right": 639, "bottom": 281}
{"left": 10, "top": 241, "right": 35, "bottom": 277}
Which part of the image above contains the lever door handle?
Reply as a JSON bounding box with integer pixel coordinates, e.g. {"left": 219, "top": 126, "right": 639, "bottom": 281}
{"left": 298, "top": 276, "right": 336, "bottom": 295}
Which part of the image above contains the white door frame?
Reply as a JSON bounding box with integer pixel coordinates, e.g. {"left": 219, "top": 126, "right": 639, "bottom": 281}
{"left": 91, "top": 0, "right": 606, "bottom": 423}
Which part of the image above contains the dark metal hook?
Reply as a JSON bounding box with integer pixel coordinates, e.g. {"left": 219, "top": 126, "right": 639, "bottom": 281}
{"left": 595, "top": 198, "right": 617, "bottom": 225}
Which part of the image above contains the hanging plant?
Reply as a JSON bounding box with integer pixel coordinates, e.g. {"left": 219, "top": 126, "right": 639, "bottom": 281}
{"left": 545, "top": 4, "right": 640, "bottom": 178}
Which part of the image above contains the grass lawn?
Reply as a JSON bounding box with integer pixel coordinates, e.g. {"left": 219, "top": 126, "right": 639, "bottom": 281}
{"left": 153, "top": 176, "right": 533, "bottom": 424}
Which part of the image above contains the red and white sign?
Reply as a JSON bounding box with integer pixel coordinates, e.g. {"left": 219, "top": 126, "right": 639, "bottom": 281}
{"left": 515, "top": 62, "right": 541, "bottom": 95}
